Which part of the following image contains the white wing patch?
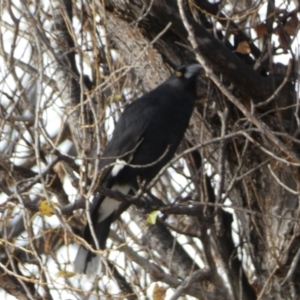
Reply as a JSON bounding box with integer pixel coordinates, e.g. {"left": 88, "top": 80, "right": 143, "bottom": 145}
{"left": 97, "top": 184, "right": 131, "bottom": 223}
{"left": 111, "top": 159, "right": 127, "bottom": 177}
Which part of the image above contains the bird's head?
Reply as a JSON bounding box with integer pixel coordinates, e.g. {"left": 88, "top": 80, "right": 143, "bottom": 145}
{"left": 168, "top": 63, "right": 202, "bottom": 92}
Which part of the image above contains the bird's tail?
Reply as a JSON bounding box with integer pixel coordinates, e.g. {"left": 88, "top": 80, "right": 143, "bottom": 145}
{"left": 73, "top": 197, "right": 115, "bottom": 275}
{"left": 73, "top": 213, "right": 115, "bottom": 275}
{"left": 73, "top": 244, "right": 101, "bottom": 275}
{"left": 74, "top": 184, "right": 130, "bottom": 274}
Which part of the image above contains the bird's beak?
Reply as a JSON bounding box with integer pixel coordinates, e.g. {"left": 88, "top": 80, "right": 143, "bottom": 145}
{"left": 184, "top": 64, "right": 202, "bottom": 78}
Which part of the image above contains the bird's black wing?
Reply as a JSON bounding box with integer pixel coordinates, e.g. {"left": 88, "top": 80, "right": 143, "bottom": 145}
{"left": 98, "top": 96, "right": 157, "bottom": 182}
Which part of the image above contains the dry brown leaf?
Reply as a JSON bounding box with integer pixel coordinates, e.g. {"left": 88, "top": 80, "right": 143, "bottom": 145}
{"left": 236, "top": 41, "right": 251, "bottom": 54}
{"left": 153, "top": 284, "right": 167, "bottom": 300}
{"left": 275, "top": 27, "right": 291, "bottom": 50}
{"left": 255, "top": 23, "right": 268, "bottom": 38}
{"left": 284, "top": 13, "right": 299, "bottom": 36}
{"left": 53, "top": 162, "right": 65, "bottom": 182}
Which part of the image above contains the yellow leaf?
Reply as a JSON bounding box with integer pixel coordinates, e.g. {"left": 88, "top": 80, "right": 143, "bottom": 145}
{"left": 114, "top": 94, "right": 122, "bottom": 100}
{"left": 55, "top": 270, "right": 76, "bottom": 278}
{"left": 153, "top": 284, "right": 167, "bottom": 300}
{"left": 147, "top": 211, "right": 159, "bottom": 224}
{"left": 39, "top": 199, "right": 56, "bottom": 216}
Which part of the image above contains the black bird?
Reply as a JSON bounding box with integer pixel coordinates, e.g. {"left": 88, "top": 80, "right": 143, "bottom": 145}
{"left": 74, "top": 64, "right": 202, "bottom": 274}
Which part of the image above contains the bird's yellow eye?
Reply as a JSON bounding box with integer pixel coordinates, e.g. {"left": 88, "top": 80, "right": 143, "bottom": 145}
{"left": 176, "top": 71, "right": 183, "bottom": 77}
